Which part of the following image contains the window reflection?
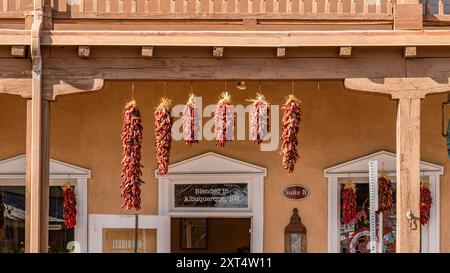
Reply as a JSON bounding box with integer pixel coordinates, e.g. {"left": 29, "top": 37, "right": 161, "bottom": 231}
{"left": 0, "top": 186, "right": 74, "bottom": 253}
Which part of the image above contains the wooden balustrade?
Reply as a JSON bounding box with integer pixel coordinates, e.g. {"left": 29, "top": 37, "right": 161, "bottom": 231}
{"left": 423, "top": 0, "right": 450, "bottom": 23}
{"left": 0, "top": 0, "right": 32, "bottom": 17}
{"left": 48, "top": 0, "right": 395, "bottom": 19}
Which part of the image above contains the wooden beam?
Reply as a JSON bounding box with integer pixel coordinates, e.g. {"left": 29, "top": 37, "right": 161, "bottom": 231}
{"left": 37, "top": 30, "right": 450, "bottom": 47}
{"left": 404, "top": 46, "right": 417, "bottom": 58}
{"left": 11, "top": 45, "right": 27, "bottom": 57}
{"left": 213, "top": 47, "right": 224, "bottom": 58}
{"left": 141, "top": 46, "right": 154, "bottom": 58}
{"left": 277, "top": 47, "right": 286, "bottom": 59}
{"left": 42, "top": 57, "right": 405, "bottom": 81}
{"left": 396, "top": 98, "right": 421, "bottom": 253}
{"left": 339, "top": 46, "right": 352, "bottom": 57}
{"left": 78, "top": 46, "right": 90, "bottom": 58}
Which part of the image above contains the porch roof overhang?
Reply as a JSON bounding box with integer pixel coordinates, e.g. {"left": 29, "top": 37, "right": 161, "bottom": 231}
{"left": 5, "top": 29, "right": 450, "bottom": 47}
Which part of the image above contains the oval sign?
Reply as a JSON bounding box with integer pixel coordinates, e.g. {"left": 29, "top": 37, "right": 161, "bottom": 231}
{"left": 282, "top": 184, "right": 310, "bottom": 200}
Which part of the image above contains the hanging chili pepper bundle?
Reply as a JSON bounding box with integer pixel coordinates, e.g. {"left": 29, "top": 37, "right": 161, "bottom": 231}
{"left": 378, "top": 174, "right": 393, "bottom": 213}
{"left": 249, "top": 93, "right": 270, "bottom": 144}
{"left": 214, "top": 92, "right": 234, "bottom": 147}
{"left": 182, "top": 94, "right": 200, "bottom": 146}
{"left": 121, "top": 100, "right": 144, "bottom": 210}
{"left": 341, "top": 180, "right": 357, "bottom": 225}
{"left": 420, "top": 181, "right": 432, "bottom": 225}
{"left": 155, "top": 97, "right": 173, "bottom": 175}
{"left": 62, "top": 184, "right": 77, "bottom": 229}
{"left": 281, "top": 95, "right": 302, "bottom": 174}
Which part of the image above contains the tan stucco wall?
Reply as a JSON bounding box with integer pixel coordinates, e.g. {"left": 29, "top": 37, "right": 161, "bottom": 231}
{"left": 0, "top": 80, "right": 449, "bottom": 252}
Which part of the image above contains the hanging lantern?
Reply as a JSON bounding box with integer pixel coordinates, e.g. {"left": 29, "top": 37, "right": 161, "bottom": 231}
{"left": 284, "top": 208, "right": 307, "bottom": 253}
{"left": 62, "top": 183, "right": 77, "bottom": 229}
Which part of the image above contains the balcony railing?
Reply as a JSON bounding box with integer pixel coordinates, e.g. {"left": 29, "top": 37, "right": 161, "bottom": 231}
{"left": 51, "top": 0, "right": 394, "bottom": 20}
{"left": 0, "top": 0, "right": 32, "bottom": 18}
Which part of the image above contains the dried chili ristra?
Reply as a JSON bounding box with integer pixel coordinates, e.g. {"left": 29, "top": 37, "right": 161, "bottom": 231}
{"left": 341, "top": 180, "right": 357, "bottom": 225}
{"left": 63, "top": 184, "right": 77, "bottom": 229}
{"left": 281, "top": 95, "right": 302, "bottom": 174}
{"left": 155, "top": 97, "right": 173, "bottom": 176}
{"left": 420, "top": 181, "right": 432, "bottom": 225}
{"left": 249, "top": 93, "right": 270, "bottom": 144}
{"left": 121, "top": 100, "right": 144, "bottom": 211}
{"left": 378, "top": 175, "right": 393, "bottom": 213}
{"left": 182, "top": 94, "right": 200, "bottom": 146}
{"left": 214, "top": 92, "right": 234, "bottom": 147}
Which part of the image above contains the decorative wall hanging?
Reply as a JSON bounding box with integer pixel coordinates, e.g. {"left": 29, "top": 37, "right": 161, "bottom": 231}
{"left": 281, "top": 93, "right": 302, "bottom": 174}
{"left": 214, "top": 91, "right": 234, "bottom": 147}
{"left": 249, "top": 92, "right": 270, "bottom": 144}
{"left": 182, "top": 93, "right": 200, "bottom": 146}
{"left": 420, "top": 181, "right": 432, "bottom": 225}
{"left": 121, "top": 100, "right": 144, "bottom": 210}
{"left": 341, "top": 179, "right": 357, "bottom": 225}
{"left": 62, "top": 183, "right": 77, "bottom": 229}
{"left": 155, "top": 96, "right": 173, "bottom": 176}
{"left": 377, "top": 173, "right": 393, "bottom": 213}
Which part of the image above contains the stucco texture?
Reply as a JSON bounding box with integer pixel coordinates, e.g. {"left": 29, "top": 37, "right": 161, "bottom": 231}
{"left": 0, "top": 80, "right": 448, "bottom": 252}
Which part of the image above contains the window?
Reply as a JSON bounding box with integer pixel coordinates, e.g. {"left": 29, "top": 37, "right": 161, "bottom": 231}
{"left": 339, "top": 182, "right": 397, "bottom": 253}
{"left": 0, "top": 186, "right": 74, "bottom": 253}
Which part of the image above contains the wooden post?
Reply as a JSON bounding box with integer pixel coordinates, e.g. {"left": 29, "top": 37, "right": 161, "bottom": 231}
{"left": 396, "top": 98, "right": 421, "bottom": 253}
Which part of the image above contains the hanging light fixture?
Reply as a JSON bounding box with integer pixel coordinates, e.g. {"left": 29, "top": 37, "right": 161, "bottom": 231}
{"left": 236, "top": 81, "right": 247, "bottom": 90}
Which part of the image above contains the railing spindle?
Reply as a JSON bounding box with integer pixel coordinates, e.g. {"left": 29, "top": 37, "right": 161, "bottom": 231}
{"left": 170, "top": 0, "right": 176, "bottom": 13}
{"left": 363, "top": 0, "right": 368, "bottom": 14}
{"left": 387, "top": 0, "right": 392, "bottom": 14}
{"left": 312, "top": 0, "right": 317, "bottom": 14}
{"left": 80, "top": 0, "right": 84, "bottom": 12}
{"left": 273, "top": 0, "right": 279, "bottom": 13}
{"left": 376, "top": 0, "right": 381, "bottom": 14}
{"left": 439, "top": 0, "right": 444, "bottom": 15}
{"left": 337, "top": 0, "right": 342, "bottom": 14}
{"left": 195, "top": 0, "right": 201, "bottom": 13}
{"left": 325, "top": 0, "right": 330, "bottom": 14}
{"left": 183, "top": 0, "right": 188, "bottom": 12}
{"left": 298, "top": 0, "right": 304, "bottom": 14}
{"left": 209, "top": 0, "right": 214, "bottom": 13}
{"left": 350, "top": 0, "right": 355, "bottom": 14}
{"left": 248, "top": 0, "right": 252, "bottom": 13}
{"left": 287, "top": 0, "right": 292, "bottom": 13}
{"left": 106, "top": 0, "right": 110, "bottom": 12}
{"left": 3, "top": 0, "right": 8, "bottom": 12}
{"left": 260, "top": 0, "right": 265, "bottom": 13}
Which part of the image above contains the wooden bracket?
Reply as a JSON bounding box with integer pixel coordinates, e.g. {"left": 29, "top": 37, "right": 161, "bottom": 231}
{"left": 404, "top": 46, "right": 417, "bottom": 58}
{"left": 213, "top": 47, "right": 224, "bottom": 58}
{"left": 142, "top": 46, "right": 154, "bottom": 58}
{"left": 339, "top": 46, "right": 352, "bottom": 57}
{"left": 344, "top": 77, "right": 450, "bottom": 99}
{"left": 11, "top": 45, "right": 26, "bottom": 57}
{"left": 277, "top": 47, "right": 286, "bottom": 59}
{"left": 78, "top": 46, "right": 91, "bottom": 58}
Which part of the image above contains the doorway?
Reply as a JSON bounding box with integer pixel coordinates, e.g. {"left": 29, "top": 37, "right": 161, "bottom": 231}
{"left": 171, "top": 217, "right": 251, "bottom": 253}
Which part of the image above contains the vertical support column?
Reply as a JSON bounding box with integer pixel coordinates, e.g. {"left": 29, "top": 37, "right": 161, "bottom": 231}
{"left": 25, "top": 7, "right": 49, "bottom": 253}
{"left": 396, "top": 98, "right": 421, "bottom": 253}
{"left": 394, "top": 0, "right": 422, "bottom": 30}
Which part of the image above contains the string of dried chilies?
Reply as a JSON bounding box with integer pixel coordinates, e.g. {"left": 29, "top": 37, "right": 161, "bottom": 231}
{"left": 249, "top": 93, "right": 270, "bottom": 144}
{"left": 155, "top": 97, "right": 173, "bottom": 176}
{"left": 182, "top": 94, "right": 200, "bottom": 146}
{"left": 120, "top": 100, "right": 144, "bottom": 210}
{"left": 281, "top": 95, "right": 302, "bottom": 174}
{"left": 214, "top": 92, "right": 234, "bottom": 147}
{"left": 420, "top": 181, "right": 432, "bottom": 225}
{"left": 378, "top": 174, "right": 393, "bottom": 213}
{"left": 341, "top": 179, "right": 357, "bottom": 225}
{"left": 62, "top": 183, "right": 77, "bottom": 229}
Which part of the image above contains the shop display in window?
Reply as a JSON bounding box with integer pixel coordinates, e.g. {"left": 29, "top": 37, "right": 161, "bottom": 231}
{"left": 180, "top": 218, "right": 207, "bottom": 249}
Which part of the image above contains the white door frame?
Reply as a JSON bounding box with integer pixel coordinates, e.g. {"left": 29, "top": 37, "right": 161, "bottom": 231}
{"left": 324, "top": 150, "right": 443, "bottom": 253}
{"left": 156, "top": 152, "right": 266, "bottom": 253}
{"left": 88, "top": 214, "right": 170, "bottom": 253}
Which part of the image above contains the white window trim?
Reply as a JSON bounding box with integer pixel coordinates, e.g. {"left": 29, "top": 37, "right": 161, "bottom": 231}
{"left": 156, "top": 152, "right": 266, "bottom": 253}
{"left": 0, "top": 155, "right": 90, "bottom": 252}
{"left": 324, "top": 150, "right": 443, "bottom": 253}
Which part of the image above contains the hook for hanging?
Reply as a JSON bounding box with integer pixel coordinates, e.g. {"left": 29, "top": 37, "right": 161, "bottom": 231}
{"left": 317, "top": 81, "right": 320, "bottom": 90}
{"left": 131, "top": 82, "right": 135, "bottom": 101}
